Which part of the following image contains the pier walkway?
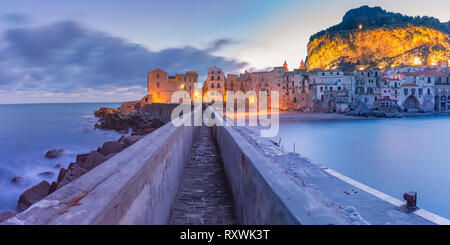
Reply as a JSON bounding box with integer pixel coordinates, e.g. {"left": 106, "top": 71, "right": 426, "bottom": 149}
{"left": 169, "top": 126, "right": 236, "bottom": 225}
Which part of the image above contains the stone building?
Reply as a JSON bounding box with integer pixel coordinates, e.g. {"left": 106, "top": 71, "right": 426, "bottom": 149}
{"left": 354, "top": 69, "right": 382, "bottom": 110}
{"left": 147, "top": 68, "right": 199, "bottom": 103}
{"left": 307, "top": 69, "right": 353, "bottom": 112}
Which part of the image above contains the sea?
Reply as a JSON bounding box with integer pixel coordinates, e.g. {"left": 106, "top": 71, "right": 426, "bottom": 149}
{"left": 274, "top": 115, "right": 450, "bottom": 219}
{"left": 0, "top": 103, "right": 122, "bottom": 212}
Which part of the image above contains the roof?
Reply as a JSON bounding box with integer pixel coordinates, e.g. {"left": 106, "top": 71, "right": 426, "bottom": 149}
{"left": 401, "top": 71, "right": 447, "bottom": 76}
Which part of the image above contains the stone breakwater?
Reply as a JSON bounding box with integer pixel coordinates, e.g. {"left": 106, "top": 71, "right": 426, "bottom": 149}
{"left": 0, "top": 107, "right": 166, "bottom": 222}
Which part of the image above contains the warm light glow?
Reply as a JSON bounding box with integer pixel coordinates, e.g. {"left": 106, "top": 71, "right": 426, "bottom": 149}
{"left": 413, "top": 57, "right": 422, "bottom": 65}
{"left": 358, "top": 24, "right": 363, "bottom": 30}
{"left": 249, "top": 95, "right": 255, "bottom": 104}
{"left": 179, "top": 84, "right": 185, "bottom": 89}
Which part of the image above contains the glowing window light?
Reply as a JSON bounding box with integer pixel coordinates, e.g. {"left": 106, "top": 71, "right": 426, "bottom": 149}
{"left": 179, "top": 84, "right": 185, "bottom": 89}
{"left": 249, "top": 95, "right": 255, "bottom": 104}
{"left": 413, "top": 57, "right": 422, "bottom": 65}
{"left": 358, "top": 24, "right": 363, "bottom": 30}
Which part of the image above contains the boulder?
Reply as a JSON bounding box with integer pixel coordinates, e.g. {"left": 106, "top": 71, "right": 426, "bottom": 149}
{"left": 48, "top": 181, "right": 58, "bottom": 195}
{"left": 17, "top": 180, "right": 51, "bottom": 211}
{"left": 56, "top": 164, "right": 88, "bottom": 189}
{"left": 100, "top": 141, "right": 124, "bottom": 155}
{"left": 76, "top": 153, "right": 89, "bottom": 163}
{"left": 79, "top": 151, "right": 106, "bottom": 171}
{"left": 57, "top": 168, "right": 68, "bottom": 183}
{"left": 45, "top": 148, "right": 64, "bottom": 159}
{"left": 0, "top": 210, "right": 17, "bottom": 223}
{"left": 11, "top": 176, "right": 23, "bottom": 184}
{"left": 123, "top": 135, "right": 144, "bottom": 148}
{"left": 38, "top": 171, "right": 54, "bottom": 178}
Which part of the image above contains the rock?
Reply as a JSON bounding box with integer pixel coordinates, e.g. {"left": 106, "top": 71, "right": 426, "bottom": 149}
{"left": 0, "top": 210, "right": 17, "bottom": 223}
{"left": 123, "top": 135, "right": 144, "bottom": 147}
{"left": 11, "top": 176, "right": 23, "bottom": 184}
{"left": 100, "top": 141, "right": 124, "bottom": 155}
{"left": 105, "top": 153, "right": 116, "bottom": 160}
{"left": 76, "top": 153, "right": 89, "bottom": 163}
{"left": 56, "top": 164, "right": 88, "bottom": 189}
{"left": 68, "top": 162, "right": 77, "bottom": 169}
{"left": 79, "top": 151, "right": 106, "bottom": 171}
{"left": 48, "top": 181, "right": 58, "bottom": 195}
{"left": 94, "top": 107, "right": 117, "bottom": 118}
{"left": 57, "top": 168, "right": 68, "bottom": 183}
{"left": 117, "top": 135, "right": 126, "bottom": 144}
{"left": 45, "top": 148, "right": 64, "bottom": 159}
{"left": 54, "top": 163, "right": 63, "bottom": 169}
{"left": 38, "top": 171, "right": 54, "bottom": 178}
{"left": 17, "top": 181, "right": 51, "bottom": 211}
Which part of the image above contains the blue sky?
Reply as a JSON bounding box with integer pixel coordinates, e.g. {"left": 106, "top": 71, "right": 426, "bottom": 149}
{"left": 0, "top": 0, "right": 449, "bottom": 103}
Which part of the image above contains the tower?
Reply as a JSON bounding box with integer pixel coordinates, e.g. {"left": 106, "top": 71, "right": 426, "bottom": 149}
{"left": 300, "top": 59, "right": 306, "bottom": 70}
{"left": 283, "top": 60, "right": 288, "bottom": 72}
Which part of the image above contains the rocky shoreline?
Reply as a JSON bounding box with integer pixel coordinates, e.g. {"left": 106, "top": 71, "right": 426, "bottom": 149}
{"left": 0, "top": 107, "right": 166, "bottom": 222}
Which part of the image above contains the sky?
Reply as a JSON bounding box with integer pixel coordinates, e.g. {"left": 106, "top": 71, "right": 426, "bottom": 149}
{"left": 0, "top": 0, "right": 449, "bottom": 104}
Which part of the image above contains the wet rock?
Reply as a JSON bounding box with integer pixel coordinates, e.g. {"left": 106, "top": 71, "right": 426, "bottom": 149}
{"left": 56, "top": 164, "right": 88, "bottom": 189}
{"left": 54, "top": 164, "right": 63, "bottom": 169}
{"left": 76, "top": 153, "right": 89, "bottom": 164}
{"left": 48, "top": 181, "right": 58, "bottom": 195}
{"left": 57, "top": 168, "right": 68, "bottom": 183}
{"left": 45, "top": 148, "right": 64, "bottom": 159}
{"left": 94, "top": 108, "right": 165, "bottom": 135}
{"left": 0, "top": 210, "right": 17, "bottom": 223}
{"left": 17, "top": 180, "right": 51, "bottom": 211}
{"left": 123, "top": 135, "right": 145, "bottom": 147}
{"left": 38, "top": 171, "right": 54, "bottom": 178}
{"left": 94, "top": 107, "right": 117, "bottom": 118}
{"left": 11, "top": 176, "right": 23, "bottom": 184}
{"left": 100, "top": 141, "right": 124, "bottom": 155}
{"left": 79, "top": 151, "right": 106, "bottom": 171}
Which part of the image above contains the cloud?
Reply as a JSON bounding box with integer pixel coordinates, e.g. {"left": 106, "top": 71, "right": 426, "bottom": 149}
{"left": 1, "top": 13, "right": 30, "bottom": 25}
{"left": 205, "top": 38, "right": 238, "bottom": 52}
{"left": 0, "top": 20, "right": 248, "bottom": 101}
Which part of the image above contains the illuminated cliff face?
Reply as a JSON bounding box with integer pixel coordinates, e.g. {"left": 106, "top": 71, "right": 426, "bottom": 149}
{"left": 306, "top": 25, "right": 450, "bottom": 70}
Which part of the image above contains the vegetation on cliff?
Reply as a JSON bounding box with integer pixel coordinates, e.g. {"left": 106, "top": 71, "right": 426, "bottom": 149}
{"left": 306, "top": 6, "right": 450, "bottom": 71}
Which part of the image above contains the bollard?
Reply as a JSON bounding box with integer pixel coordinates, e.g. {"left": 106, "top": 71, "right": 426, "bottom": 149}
{"left": 403, "top": 191, "right": 417, "bottom": 209}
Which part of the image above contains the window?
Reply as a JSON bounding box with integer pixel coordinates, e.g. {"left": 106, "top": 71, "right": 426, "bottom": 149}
{"left": 157, "top": 82, "right": 160, "bottom": 88}
{"left": 211, "top": 83, "right": 214, "bottom": 88}
{"left": 427, "top": 88, "right": 431, "bottom": 94}
{"left": 211, "top": 76, "right": 214, "bottom": 80}
{"left": 217, "top": 83, "right": 221, "bottom": 88}
{"left": 404, "top": 88, "right": 408, "bottom": 96}
{"left": 418, "top": 88, "right": 423, "bottom": 95}
{"left": 428, "top": 77, "right": 431, "bottom": 83}
{"left": 411, "top": 88, "right": 416, "bottom": 95}
{"left": 217, "top": 76, "right": 220, "bottom": 80}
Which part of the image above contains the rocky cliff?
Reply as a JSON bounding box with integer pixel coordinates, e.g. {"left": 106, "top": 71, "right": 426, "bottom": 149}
{"left": 306, "top": 6, "right": 450, "bottom": 71}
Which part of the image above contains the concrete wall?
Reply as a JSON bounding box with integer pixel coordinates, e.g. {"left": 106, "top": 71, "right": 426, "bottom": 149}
{"left": 2, "top": 107, "right": 200, "bottom": 225}
{"left": 212, "top": 114, "right": 345, "bottom": 224}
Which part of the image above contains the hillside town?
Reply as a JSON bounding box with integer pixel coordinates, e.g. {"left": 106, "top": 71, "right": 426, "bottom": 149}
{"left": 145, "top": 60, "right": 450, "bottom": 114}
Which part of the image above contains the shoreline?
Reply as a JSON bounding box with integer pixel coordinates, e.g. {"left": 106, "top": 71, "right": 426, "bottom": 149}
{"left": 0, "top": 105, "right": 166, "bottom": 221}
{"left": 278, "top": 111, "right": 450, "bottom": 122}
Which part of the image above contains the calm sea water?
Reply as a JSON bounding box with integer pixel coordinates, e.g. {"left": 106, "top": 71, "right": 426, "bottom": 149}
{"left": 0, "top": 103, "right": 122, "bottom": 212}
{"left": 275, "top": 115, "right": 450, "bottom": 219}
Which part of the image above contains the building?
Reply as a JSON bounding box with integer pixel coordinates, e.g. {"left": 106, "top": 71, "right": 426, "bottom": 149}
{"left": 147, "top": 68, "right": 199, "bottom": 103}
{"left": 202, "top": 67, "right": 226, "bottom": 102}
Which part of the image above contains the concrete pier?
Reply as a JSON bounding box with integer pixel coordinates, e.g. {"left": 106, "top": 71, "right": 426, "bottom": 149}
{"left": 169, "top": 126, "right": 236, "bottom": 225}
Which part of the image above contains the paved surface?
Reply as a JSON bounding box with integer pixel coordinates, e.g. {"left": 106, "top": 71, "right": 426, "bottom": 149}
{"left": 169, "top": 126, "right": 236, "bottom": 225}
